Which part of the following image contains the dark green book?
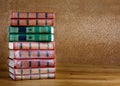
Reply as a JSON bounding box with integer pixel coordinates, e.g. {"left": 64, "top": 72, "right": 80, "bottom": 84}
{"left": 8, "top": 26, "right": 54, "bottom": 34}
{"left": 8, "top": 34, "right": 54, "bottom": 42}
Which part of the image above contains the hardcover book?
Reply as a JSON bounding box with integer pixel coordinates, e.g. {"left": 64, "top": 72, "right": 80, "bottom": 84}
{"left": 9, "top": 26, "right": 54, "bottom": 34}
{"left": 8, "top": 34, "right": 54, "bottom": 42}
{"left": 9, "top": 50, "right": 55, "bottom": 59}
{"left": 9, "top": 42, "right": 55, "bottom": 50}
{"left": 10, "top": 73, "right": 55, "bottom": 80}
{"left": 9, "top": 67, "right": 56, "bottom": 75}
{"left": 10, "top": 19, "right": 54, "bottom": 26}
{"left": 11, "top": 12, "right": 55, "bottom": 19}
{"left": 9, "top": 59, "right": 55, "bottom": 68}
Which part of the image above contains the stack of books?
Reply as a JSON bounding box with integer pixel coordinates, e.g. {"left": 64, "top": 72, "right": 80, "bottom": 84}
{"left": 8, "top": 12, "right": 56, "bottom": 80}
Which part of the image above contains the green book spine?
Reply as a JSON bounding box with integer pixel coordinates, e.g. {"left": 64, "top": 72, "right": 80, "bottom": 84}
{"left": 8, "top": 26, "right": 54, "bottom": 34}
{"left": 8, "top": 34, "right": 54, "bottom": 42}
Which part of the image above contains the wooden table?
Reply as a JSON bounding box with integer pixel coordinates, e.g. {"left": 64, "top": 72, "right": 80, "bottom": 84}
{"left": 1, "top": 63, "right": 120, "bottom": 86}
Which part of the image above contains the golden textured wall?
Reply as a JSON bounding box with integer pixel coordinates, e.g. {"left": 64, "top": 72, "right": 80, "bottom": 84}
{"left": 0, "top": 0, "right": 120, "bottom": 66}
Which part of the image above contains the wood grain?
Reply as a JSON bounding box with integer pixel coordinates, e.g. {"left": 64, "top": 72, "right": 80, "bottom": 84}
{"left": 1, "top": 64, "right": 120, "bottom": 86}
{"left": 0, "top": 0, "right": 120, "bottom": 66}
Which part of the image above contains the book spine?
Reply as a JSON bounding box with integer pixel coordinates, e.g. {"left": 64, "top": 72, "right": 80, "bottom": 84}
{"left": 9, "top": 42, "right": 55, "bottom": 50}
{"left": 8, "top": 34, "right": 54, "bottom": 42}
{"left": 10, "top": 59, "right": 55, "bottom": 68}
{"left": 10, "top": 19, "right": 54, "bottom": 26}
{"left": 9, "top": 50, "right": 55, "bottom": 59}
{"left": 10, "top": 73, "right": 55, "bottom": 80}
{"left": 11, "top": 12, "right": 55, "bottom": 19}
{"left": 9, "top": 26, "right": 54, "bottom": 34}
{"left": 9, "top": 67, "right": 56, "bottom": 75}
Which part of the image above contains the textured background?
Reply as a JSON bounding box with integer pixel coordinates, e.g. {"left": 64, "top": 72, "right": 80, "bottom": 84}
{"left": 0, "top": 0, "right": 120, "bottom": 66}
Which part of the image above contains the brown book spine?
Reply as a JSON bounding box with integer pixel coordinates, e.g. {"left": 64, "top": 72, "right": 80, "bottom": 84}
{"left": 11, "top": 12, "right": 55, "bottom": 19}
{"left": 10, "top": 19, "right": 54, "bottom": 26}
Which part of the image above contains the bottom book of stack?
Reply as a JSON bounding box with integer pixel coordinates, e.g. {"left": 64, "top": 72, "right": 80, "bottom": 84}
{"left": 10, "top": 73, "right": 56, "bottom": 80}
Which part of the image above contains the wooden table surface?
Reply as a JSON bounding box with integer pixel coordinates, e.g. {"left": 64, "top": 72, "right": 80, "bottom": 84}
{"left": 1, "top": 64, "right": 120, "bottom": 86}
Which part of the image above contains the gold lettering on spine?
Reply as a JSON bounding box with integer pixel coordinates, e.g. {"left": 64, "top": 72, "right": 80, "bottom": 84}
{"left": 46, "top": 27, "right": 48, "bottom": 33}
{"left": 11, "top": 27, "right": 18, "bottom": 33}
{"left": 39, "top": 27, "right": 41, "bottom": 33}
{"left": 10, "top": 35, "right": 12, "bottom": 41}
{"left": 26, "top": 27, "right": 28, "bottom": 32}
{"left": 39, "top": 35, "right": 42, "bottom": 41}
{"left": 46, "top": 35, "right": 48, "bottom": 41}
{"left": 32, "top": 27, "right": 34, "bottom": 32}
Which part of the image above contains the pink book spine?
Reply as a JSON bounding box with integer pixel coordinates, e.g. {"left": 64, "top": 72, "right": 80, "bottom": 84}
{"left": 9, "top": 42, "right": 55, "bottom": 50}
{"left": 9, "top": 50, "right": 55, "bottom": 59}
{"left": 9, "top": 67, "right": 56, "bottom": 75}
{"left": 11, "top": 12, "right": 55, "bottom": 19}
{"left": 9, "top": 59, "right": 55, "bottom": 68}
{"left": 10, "top": 73, "right": 56, "bottom": 80}
{"left": 10, "top": 19, "right": 54, "bottom": 26}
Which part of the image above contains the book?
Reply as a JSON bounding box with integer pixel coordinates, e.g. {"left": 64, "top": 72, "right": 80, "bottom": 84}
{"left": 9, "top": 67, "right": 56, "bottom": 75}
{"left": 9, "top": 59, "right": 55, "bottom": 68}
{"left": 11, "top": 12, "right": 55, "bottom": 19}
{"left": 9, "top": 26, "right": 54, "bottom": 34}
{"left": 10, "top": 19, "right": 54, "bottom": 26}
{"left": 9, "top": 50, "right": 55, "bottom": 59}
{"left": 10, "top": 73, "right": 55, "bottom": 80}
{"left": 8, "top": 34, "right": 54, "bottom": 42}
{"left": 9, "top": 42, "right": 55, "bottom": 50}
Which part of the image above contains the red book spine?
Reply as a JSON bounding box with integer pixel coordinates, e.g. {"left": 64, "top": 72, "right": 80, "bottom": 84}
{"left": 9, "top": 59, "right": 55, "bottom": 68}
{"left": 9, "top": 50, "right": 55, "bottom": 59}
{"left": 11, "top": 12, "right": 55, "bottom": 19}
{"left": 9, "top": 42, "right": 55, "bottom": 50}
{"left": 10, "top": 19, "right": 54, "bottom": 26}
{"left": 9, "top": 67, "right": 56, "bottom": 75}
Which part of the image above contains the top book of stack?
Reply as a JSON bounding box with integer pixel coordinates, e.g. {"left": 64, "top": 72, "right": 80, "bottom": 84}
{"left": 10, "top": 12, "right": 55, "bottom": 26}
{"left": 11, "top": 12, "right": 55, "bottom": 19}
